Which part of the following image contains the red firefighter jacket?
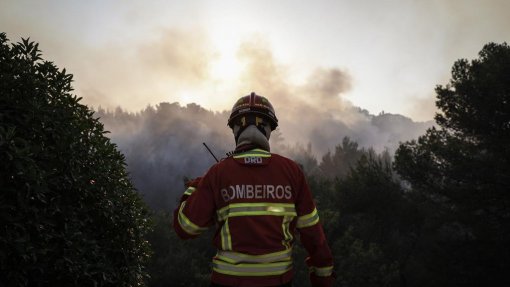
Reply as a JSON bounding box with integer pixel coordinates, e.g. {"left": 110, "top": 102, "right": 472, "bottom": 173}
{"left": 173, "top": 148, "right": 334, "bottom": 287}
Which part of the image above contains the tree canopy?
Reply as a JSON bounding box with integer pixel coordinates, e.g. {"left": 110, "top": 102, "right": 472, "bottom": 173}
{"left": 0, "top": 33, "right": 151, "bottom": 286}
{"left": 395, "top": 42, "right": 510, "bottom": 286}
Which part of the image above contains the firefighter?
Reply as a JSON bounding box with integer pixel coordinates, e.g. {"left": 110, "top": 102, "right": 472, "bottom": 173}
{"left": 173, "top": 92, "right": 334, "bottom": 287}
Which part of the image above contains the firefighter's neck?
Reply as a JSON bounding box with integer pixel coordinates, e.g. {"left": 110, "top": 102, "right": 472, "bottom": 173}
{"left": 236, "top": 125, "right": 270, "bottom": 152}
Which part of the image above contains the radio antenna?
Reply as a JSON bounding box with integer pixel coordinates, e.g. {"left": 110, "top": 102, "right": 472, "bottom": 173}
{"left": 203, "top": 142, "right": 219, "bottom": 163}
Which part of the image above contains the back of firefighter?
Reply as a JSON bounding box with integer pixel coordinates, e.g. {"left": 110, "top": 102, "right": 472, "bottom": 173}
{"left": 173, "top": 93, "right": 334, "bottom": 287}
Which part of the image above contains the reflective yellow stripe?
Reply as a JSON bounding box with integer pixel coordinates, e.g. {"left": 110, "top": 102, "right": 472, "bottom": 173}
{"left": 212, "top": 259, "right": 293, "bottom": 276}
{"left": 220, "top": 219, "right": 232, "bottom": 250}
{"left": 177, "top": 202, "right": 208, "bottom": 235}
{"left": 217, "top": 203, "right": 296, "bottom": 221}
{"left": 282, "top": 216, "right": 293, "bottom": 249}
{"left": 233, "top": 148, "right": 271, "bottom": 159}
{"left": 309, "top": 265, "right": 334, "bottom": 277}
{"left": 183, "top": 186, "right": 196, "bottom": 196}
{"left": 296, "top": 208, "right": 319, "bottom": 228}
{"left": 216, "top": 249, "right": 292, "bottom": 264}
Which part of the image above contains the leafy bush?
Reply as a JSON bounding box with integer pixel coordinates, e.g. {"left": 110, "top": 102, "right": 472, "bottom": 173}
{"left": 0, "top": 33, "right": 151, "bottom": 286}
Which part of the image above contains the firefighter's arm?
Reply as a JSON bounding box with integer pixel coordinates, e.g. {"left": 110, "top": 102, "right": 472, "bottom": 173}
{"left": 295, "top": 172, "right": 335, "bottom": 287}
{"left": 178, "top": 177, "right": 202, "bottom": 204}
{"left": 299, "top": 224, "right": 335, "bottom": 287}
{"left": 173, "top": 176, "right": 215, "bottom": 239}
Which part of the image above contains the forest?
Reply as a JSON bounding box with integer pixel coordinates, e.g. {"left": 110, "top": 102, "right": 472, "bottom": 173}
{"left": 1, "top": 31, "right": 509, "bottom": 287}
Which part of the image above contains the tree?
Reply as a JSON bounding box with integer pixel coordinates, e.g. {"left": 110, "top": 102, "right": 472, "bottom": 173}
{"left": 326, "top": 151, "right": 422, "bottom": 287}
{"left": 0, "top": 33, "right": 151, "bottom": 286}
{"left": 394, "top": 42, "right": 510, "bottom": 286}
{"left": 319, "top": 137, "right": 366, "bottom": 180}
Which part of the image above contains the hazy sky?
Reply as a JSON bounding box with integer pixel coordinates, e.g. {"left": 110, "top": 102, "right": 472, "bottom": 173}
{"left": 2, "top": 0, "right": 509, "bottom": 121}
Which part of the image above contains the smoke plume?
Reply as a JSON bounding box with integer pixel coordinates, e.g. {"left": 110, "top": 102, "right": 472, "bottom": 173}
{"left": 96, "top": 41, "right": 432, "bottom": 210}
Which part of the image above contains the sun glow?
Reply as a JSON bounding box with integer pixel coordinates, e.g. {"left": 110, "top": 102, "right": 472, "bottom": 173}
{"left": 202, "top": 18, "right": 250, "bottom": 110}
{"left": 210, "top": 51, "right": 243, "bottom": 82}
{"left": 177, "top": 90, "right": 201, "bottom": 105}
{"left": 208, "top": 26, "right": 245, "bottom": 83}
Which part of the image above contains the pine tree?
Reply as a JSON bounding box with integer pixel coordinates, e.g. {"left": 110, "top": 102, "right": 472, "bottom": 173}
{"left": 394, "top": 42, "right": 510, "bottom": 286}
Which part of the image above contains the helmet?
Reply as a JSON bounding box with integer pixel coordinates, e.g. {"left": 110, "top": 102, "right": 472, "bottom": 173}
{"left": 227, "top": 92, "right": 278, "bottom": 130}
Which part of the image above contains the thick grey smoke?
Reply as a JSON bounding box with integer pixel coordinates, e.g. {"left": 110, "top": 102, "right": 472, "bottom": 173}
{"left": 97, "top": 104, "right": 232, "bottom": 210}
{"left": 95, "top": 43, "right": 433, "bottom": 210}
{"left": 234, "top": 41, "right": 432, "bottom": 156}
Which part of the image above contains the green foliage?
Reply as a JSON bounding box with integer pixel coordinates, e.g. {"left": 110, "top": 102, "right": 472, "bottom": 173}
{"left": 146, "top": 212, "right": 214, "bottom": 287}
{"left": 395, "top": 42, "right": 510, "bottom": 285}
{"left": 287, "top": 138, "right": 417, "bottom": 287}
{"left": 0, "top": 33, "right": 151, "bottom": 286}
{"left": 333, "top": 228, "right": 399, "bottom": 287}
{"left": 320, "top": 151, "right": 419, "bottom": 287}
{"left": 319, "top": 137, "right": 366, "bottom": 179}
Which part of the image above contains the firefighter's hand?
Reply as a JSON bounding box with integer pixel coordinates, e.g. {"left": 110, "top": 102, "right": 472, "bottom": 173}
{"left": 185, "top": 177, "right": 202, "bottom": 188}
{"left": 177, "top": 177, "right": 202, "bottom": 204}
